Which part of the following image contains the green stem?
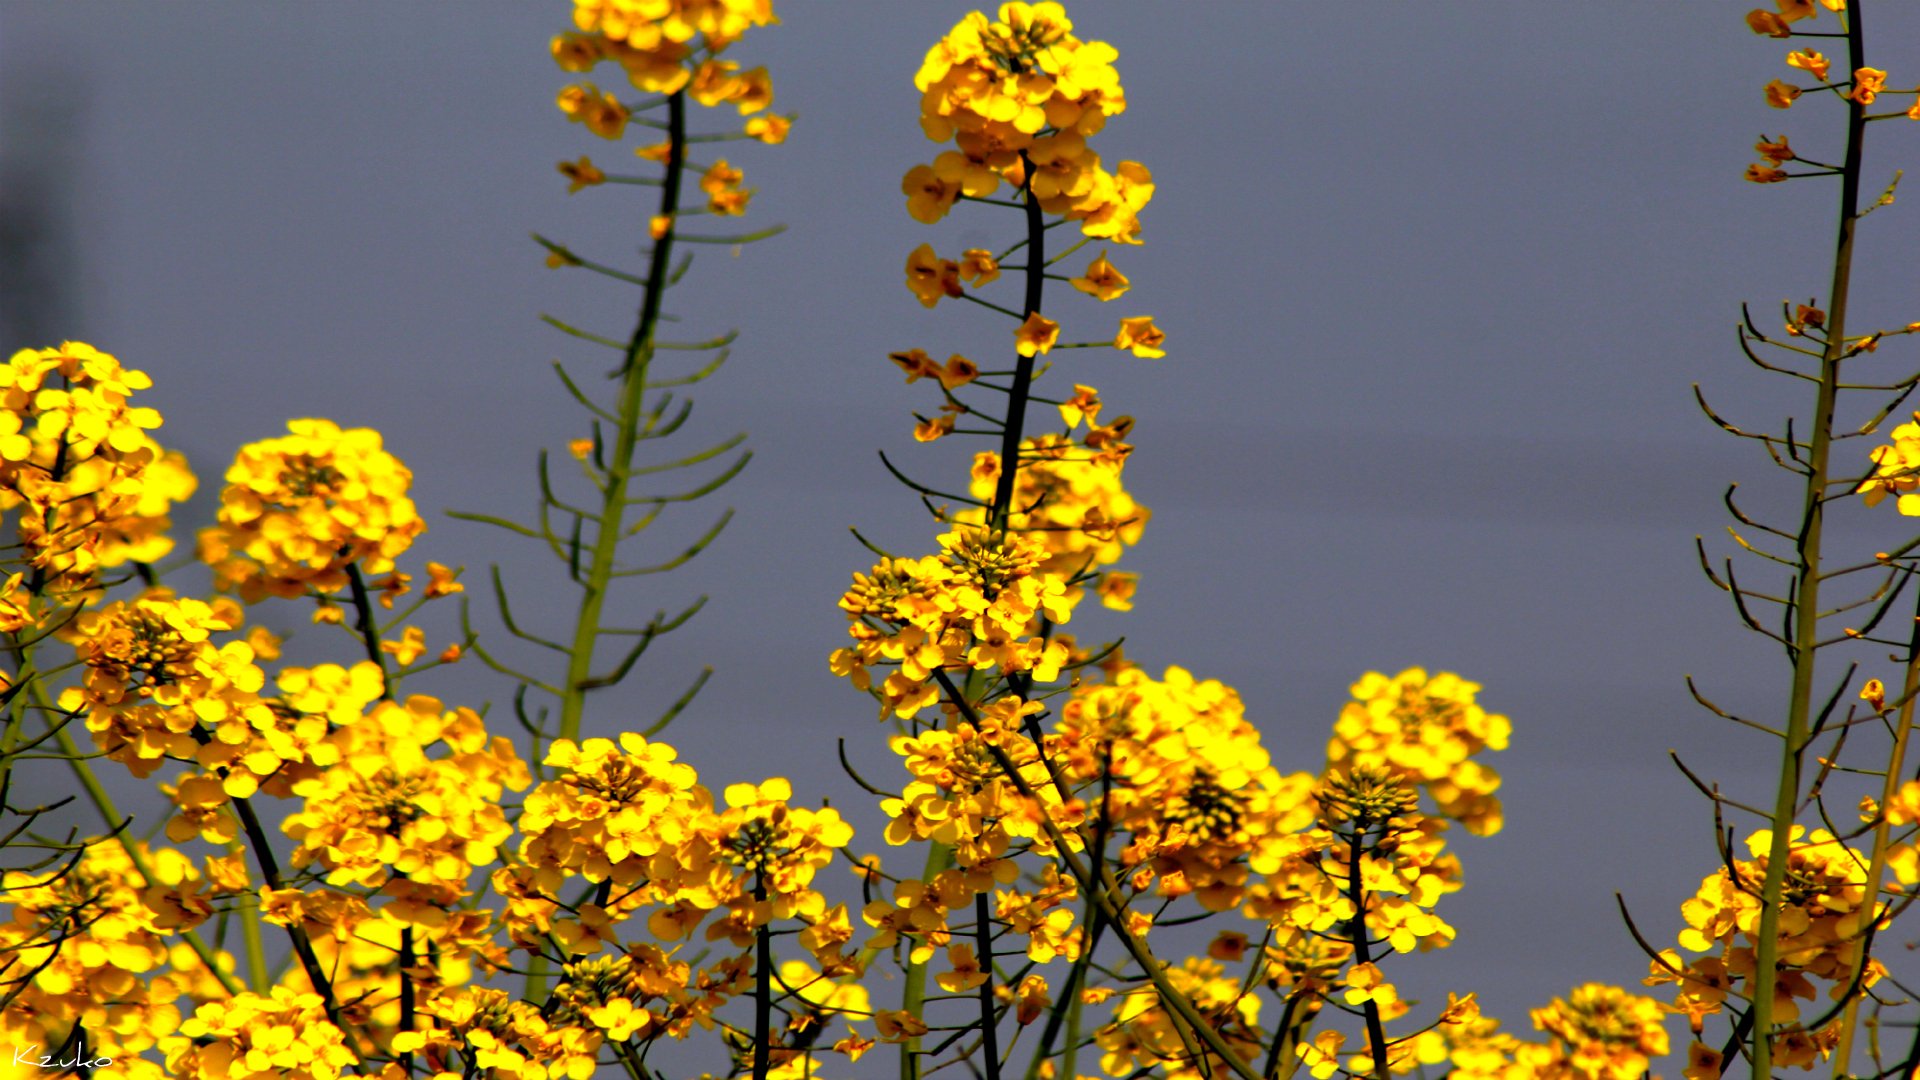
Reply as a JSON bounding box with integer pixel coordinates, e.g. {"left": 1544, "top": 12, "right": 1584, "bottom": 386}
{"left": 1751, "top": 8, "right": 1865, "bottom": 1077}
{"left": 556, "top": 88, "right": 688, "bottom": 748}
{"left": 1829, "top": 586, "right": 1919, "bottom": 1074}
{"left": 531, "top": 88, "right": 689, "bottom": 1008}
{"left": 233, "top": 841, "right": 270, "bottom": 993}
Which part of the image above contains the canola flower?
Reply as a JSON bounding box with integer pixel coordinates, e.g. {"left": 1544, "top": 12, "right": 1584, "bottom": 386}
{"left": 198, "top": 418, "right": 424, "bottom": 602}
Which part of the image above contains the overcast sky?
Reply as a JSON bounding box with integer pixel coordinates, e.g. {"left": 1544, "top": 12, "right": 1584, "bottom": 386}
{"left": 7, "top": 0, "right": 1920, "bottom": 1056}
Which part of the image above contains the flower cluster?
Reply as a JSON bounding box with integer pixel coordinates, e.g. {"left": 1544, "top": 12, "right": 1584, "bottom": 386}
{"left": 960, "top": 420, "right": 1149, "bottom": 612}
{"left": 0, "top": 841, "right": 226, "bottom": 1080}
{"left": 552, "top": 0, "right": 785, "bottom": 199}
{"left": 906, "top": 3, "right": 1150, "bottom": 242}
{"left": 1858, "top": 411, "right": 1920, "bottom": 513}
{"left": 1055, "top": 664, "right": 1315, "bottom": 910}
{"left": 1097, "top": 958, "right": 1265, "bottom": 1080}
{"left": 160, "top": 986, "right": 357, "bottom": 1080}
{"left": 831, "top": 526, "right": 1073, "bottom": 719}
{"left": 198, "top": 419, "right": 424, "bottom": 601}
{"left": 58, "top": 591, "right": 270, "bottom": 780}
{"left": 283, "top": 697, "right": 528, "bottom": 920}
{"left": 0, "top": 342, "right": 194, "bottom": 599}
{"left": 1250, "top": 766, "right": 1463, "bottom": 957}
{"left": 1325, "top": 668, "right": 1510, "bottom": 835}
{"left": 512, "top": 733, "right": 713, "bottom": 913}
{"left": 1646, "top": 827, "right": 1879, "bottom": 1071}
{"left": 1413, "top": 986, "right": 1669, "bottom": 1080}
{"left": 393, "top": 986, "right": 601, "bottom": 1080}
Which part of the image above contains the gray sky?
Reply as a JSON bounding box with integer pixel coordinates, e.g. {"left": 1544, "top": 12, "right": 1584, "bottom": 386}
{"left": 7, "top": 0, "right": 1920, "bottom": 1061}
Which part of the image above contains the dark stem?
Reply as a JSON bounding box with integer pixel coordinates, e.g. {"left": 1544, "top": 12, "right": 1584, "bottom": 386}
{"left": 629, "top": 91, "right": 686, "bottom": 378}
{"left": 974, "top": 891, "right": 1003, "bottom": 1080}
{"left": 1345, "top": 823, "right": 1391, "bottom": 1080}
{"left": 753, "top": 875, "right": 773, "bottom": 1080}
{"left": 399, "top": 925, "right": 415, "bottom": 1076}
{"left": 988, "top": 150, "right": 1046, "bottom": 534}
{"left": 231, "top": 795, "right": 348, "bottom": 1031}
{"left": 344, "top": 563, "right": 394, "bottom": 699}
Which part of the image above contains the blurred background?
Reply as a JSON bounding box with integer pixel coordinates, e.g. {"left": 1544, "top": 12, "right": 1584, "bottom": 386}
{"left": 5, "top": 0, "right": 1919, "bottom": 1052}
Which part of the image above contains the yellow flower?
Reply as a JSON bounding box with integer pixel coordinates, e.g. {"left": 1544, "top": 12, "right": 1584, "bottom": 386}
{"left": 914, "top": 414, "right": 956, "bottom": 442}
{"left": 164, "top": 986, "right": 357, "bottom": 1080}
{"left": 551, "top": 32, "right": 600, "bottom": 72}
{"left": 1786, "top": 49, "right": 1830, "bottom": 81}
{"left": 649, "top": 213, "right": 674, "bottom": 239}
{"left": 1298, "top": 1029, "right": 1346, "bottom": 1079}
{"left": 1071, "top": 251, "right": 1130, "bottom": 301}
{"left": 905, "top": 243, "right": 963, "bottom": 308}
{"left": 939, "top": 355, "right": 980, "bottom": 389}
{"left": 902, "top": 162, "right": 962, "bottom": 224}
{"left": 936, "top": 942, "right": 988, "bottom": 992}
{"left": 1764, "top": 78, "right": 1802, "bottom": 109}
{"left": 889, "top": 348, "right": 941, "bottom": 383}
{"left": 745, "top": 114, "right": 791, "bottom": 144}
{"left": 380, "top": 625, "right": 428, "bottom": 666}
{"left": 1113, "top": 315, "right": 1165, "bottom": 358}
{"left": 1095, "top": 570, "right": 1137, "bottom": 611}
{"left": 1746, "top": 164, "right": 1787, "bottom": 183}
{"left": 701, "top": 159, "right": 751, "bottom": 216}
{"left": 1747, "top": 9, "right": 1792, "bottom": 36}
{"left": 198, "top": 418, "right": 424, "bottom": 601}
{"left": 1529, "top": 984, "right": 1670, "bottom": 1080}
{"left": 1015, "top": 312, "right": 1060, "bottom": 357}
{"left": 1850, "top": 66, "right": 1887, "bottom": 105}
{"left": 959, "top": 248, "right": 1001, "bottom": 286}
{"left": 1755, "top": 134, "right": 1794, "bottom": 163}
{"left": 558, "top": 155, "right": 606, "bottom": 192}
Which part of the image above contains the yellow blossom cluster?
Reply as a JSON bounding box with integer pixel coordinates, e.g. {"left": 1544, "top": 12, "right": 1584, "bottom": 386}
{"left": 1326, "top": 668, "right": 1511, "bottom": 835}
{"left": 0, "top": 343, "right": 194, "bottom": 599}
{"left": 1414, "top": 986, "right": 1668, "bottom": 1080}
{"left": 1527, "top": 984, "right": 1671, "bottom": 1080}
{"left": 512, "top": 733, "right": 713, "bottom": 909}
{"left": 1249, "top": 766, "right": 1463, "bottom": 957}
{"left": 1097, "top": 958, "right": 1264, "bottom": 1080}
{"left": 1746, "top": 0, "right": 1845, "bottom": 41}
{"left": 552, "top": 0, "right": 785, "bottom": 192}
{"left": 1054, "top": 665, "right": 1314, "bottom": 910}
{"left": 543, "top": 946, "right": 695, "bottom": 1047}
{"left": 395, "top": 986, "right": 600, "bottom": 1080}
{"left": 58, "top": 590, "right": 268, "bottom": 780}
{"left": 198, "top": 418, "right": 424, "bottom": 601}
{"left": 706, "top": 778, "right": 854, "bottom": 935}
{"left": 283, "top": 697, "right": 528, "bottom": 920}
{"left": 160, "top": 986, "right": 357, "bottom": 1080}
{"left": 0, "top": 841, "right": 228, "bottom": 1079}
{"left": 1646, "top": 827, "right": 1879, "bottom": 1068}
{"left": 906, "top": 3, "right": 1151, "bottom": 243}
{"left": 959, "top": 413, "right": 1148, "bottom": 612}
{"left": 873, "top": 700, "right": 1081, "bottom": 966}
{"left": 831, "top": 526, "right": 1074, "bottom": 718}
{"left": 1858, "top": 411, "right": 1920, "bottom": 513}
